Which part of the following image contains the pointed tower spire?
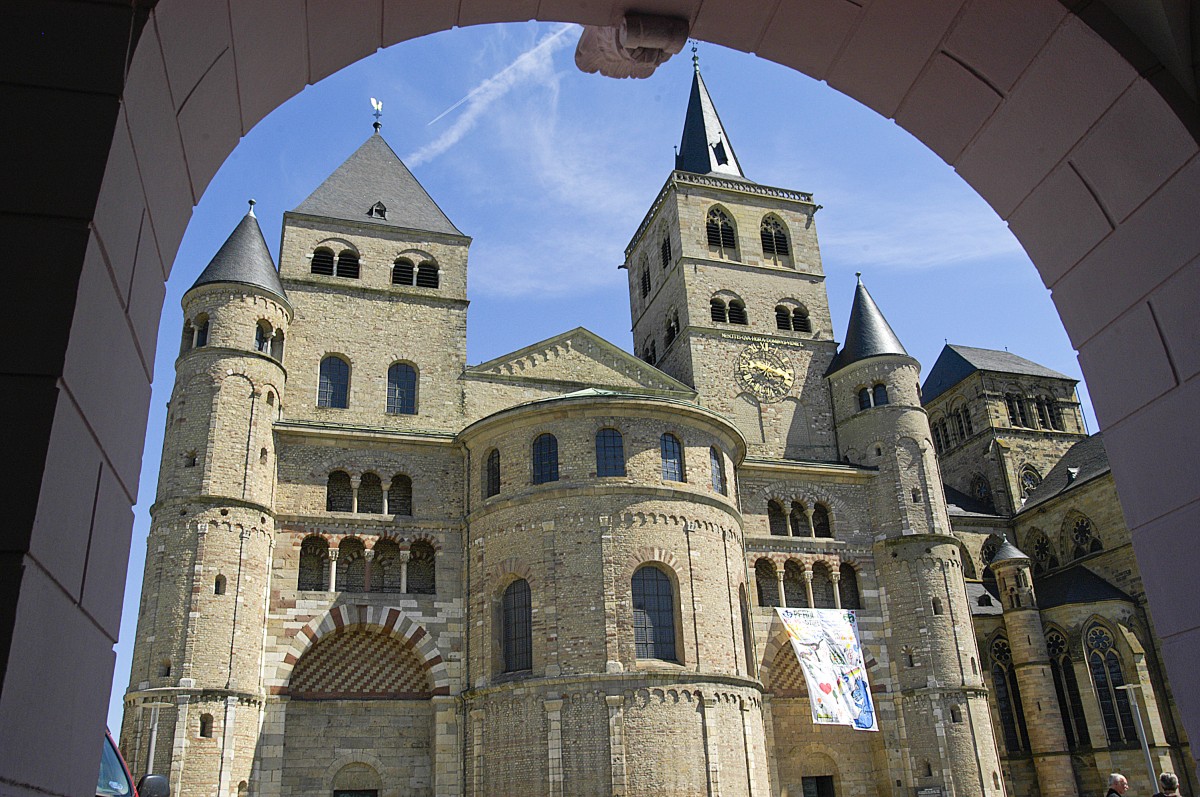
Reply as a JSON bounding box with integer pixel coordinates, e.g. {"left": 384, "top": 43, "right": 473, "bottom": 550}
{"left": 675, "top": 60, "right": 748, "bottom": 180}
{"left": 188, "top": 203, "right": 288, "bottom": 304}
{"left": 827, "top": 274, "right": 908, "bottom": 374}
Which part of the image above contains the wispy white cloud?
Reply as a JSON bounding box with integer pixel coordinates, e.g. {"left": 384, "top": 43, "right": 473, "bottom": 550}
{"left": 818, "top": 193, "right": 1024, "bottom": 272}
{"left": 406, "top": 24, "right": 578, "bottom": 167}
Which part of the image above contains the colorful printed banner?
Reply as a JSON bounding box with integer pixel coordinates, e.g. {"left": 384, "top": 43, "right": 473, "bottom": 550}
{"left": 775, "top": 607, "right": 877, "bottom": 731}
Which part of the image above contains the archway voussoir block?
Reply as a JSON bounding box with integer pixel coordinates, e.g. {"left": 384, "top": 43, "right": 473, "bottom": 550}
{"left": 176, "top": 50, "right": 242, "bottom": 202}
{"left": 1052, "top": 152, "right": 1200, "bottom": 347}
{"left": 1130, "top": 501, "right": 1200, "bottom": 639}
{"left": 531, "top": 0, "right": 618, "bottom": 28}
{"left": 957, "top": 15, "right": 1137, "bottom": 219}
{"left": 459, "top": 0, "right": 541, "bottom": 27}
{"left": 122, "top": 27, "right": 194, "bottom": 259}
{"left": 93, "top": 112, "right": 151, "bottom": 286}
{"left": 230, "top": 0, "right": 308, "bottom": 133}
{"left": 942, "top": 0, "right": 1067, "bottom": 94}
{"left": 306, "top": 0, "right": 384, "bottom": 84}
{"left": 1101, "top": 377, "right": 1200, "bottom": 529}
{"left": 1146, "top": 254, "right": 1200, "bottom": 382}
{"left": 824, "top": 1, "right": 966, "bottom": 119}
{"left": 753, "top": 0, "right": 857, "bottom": 79}
{"left": 1009, "top": 163, "right": 1113, "bottom": 286}
{"left": 381, "top": 0, "right": 461, "bottom": 48}
{"left": 153, "top": 1, "right": 233, "bottom": 104}
{"left": 895, "top": 52, "right": 1002, "bottom": 163}
{"left": 1077, "top": 303, "right": 1176, "bottom": 426}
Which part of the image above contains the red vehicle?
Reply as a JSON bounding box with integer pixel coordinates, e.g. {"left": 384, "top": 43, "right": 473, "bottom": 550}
{"left": 98, "top": 729, "right": 169, "bottom": 797}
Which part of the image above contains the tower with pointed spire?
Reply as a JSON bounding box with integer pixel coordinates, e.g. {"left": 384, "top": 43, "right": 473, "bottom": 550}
{"left": 624, "top": 60, "right": 838, "bottom": 461}
{"left": 121, "top": 202, "right": 290, "bottom": 794}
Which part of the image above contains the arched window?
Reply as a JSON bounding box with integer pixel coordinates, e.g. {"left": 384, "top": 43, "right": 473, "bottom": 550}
{"left": 157, "top": 659, "right": 172, "bottom": 678}
{"left": 632, "top": 566, "right": 676, "bottom": 661}
{"left": 660, "top": 433, "right": 684, "bottom": 482}
{"left": 416, "top": 260, "right": 439, "bottom": 288}
{"left": 811, "top": 564, "right": 835, "bottom": 608}
{"left": 812, "top": 504, "right": 832, "bottom": 538}
{"left": 710, "top": 298, "right": 728, "bottom": 323}
{"left": 839, "top": 563, "right": 861, "bottom": 610}
{"left": 760, "top": 217, "right": 790, "bottom": 262}
{"left": 990, "top": 637, "right": 1030, "bottom": 753}
{"left": 660, "top": 235, "right": 672, "bottom": 268}
{"left": 767, "top": 500, "right": 788, "bottom": 536}
{"left": 1035, "top": 397, "right": 1051, "bottom": 428}
{"left": 317, "top": 356, "right": 350, "bottom": 408}
{"left": 950, "top": 705, "right": 963, "bottom": 723}
{"left": 754, "top": 559, "right": 779, "bottom": 607}
{"left": 337, "top": 537, "right": 365, "bottom": 592}
{"left": 1046, "top": 629, "right": 1090, "bottom": 749}
{"left": 1027, "top": 528, "right": 1058, "bottom": 574}
{"left": 270, "top": 329, "right": 284, "bottom": 359}
{"left": 792, "top": 307, "right": 811, "bottom": 332}
{"left": 727, "top": 300, "right": 748, "bottom": 325}
{"left": 298, "top": 536, "right": 328, "bottom": 590}
{"left": 194, "top": 315, "right": 209, "bottom": 347}
{"left": 645, "top": 340, "right": 657, "bottom": 364}
{"left": 335, "top": 249, "right": 359, "bottom": 278}
{"left": 932, "top": 596, "right": 944, "bottom": 615}
{"left": 254, "top": 321, "right": 271, "bottom": 353}
{"left": 970, "top": 474, "right": 993, "bottom": 509}
{"left": 873, "top": 383, "right": 889, "bottom": 406}
{"left": 387, "top": 362, "right": 417, "bottom": 414}
{"left": 775, "top": 305, "right": 791, "bottom": 330}
{"left": 407, "top": 540, "right": 435, "bottom": 594}
{"left": 706, "top": 207, "right": 736, "bottom": 256}
{"left": 783, "top": 561, "right": 805, "bottom": 607}
{"left": 372, "top": 539, "right": 403, "bottom": 592}
{"left": 310, "top": 247, "right": 335, "bottom": 275}
{"left": 664, "top": 312, "right": 679, "bottom": 345}
{"left": 596, "top": 429, "right": 625, "bottom": 477}
{"left": 1070, "top": 515, "right": 1102, "bottom": 559}
{"left": 710, "top": 447, "right": 726, "bottom": 495}
{"left": 199, "top": 714, "right": 213, "bottom": 738}
{"left": 640, "top": 266, "right": 651, "bottom": 297}
{"left": 1087, "top": 623, "right": 1139, "bottom": 744}
{"left": 502, "top": 578, "right": 532, "bottom": 673}
{"left": 214, "top": 574, "right": 226, "bottom": 595}
{"left": 484, "top": 449, "right": 501, "bottom": 498}
{"left": 789, "top": 501, "right": 806, "bottom": 536}
{"left": 326, "top": 471, "right": 352, "bottom": 512}
{"left": 181, "top": 320, "right": 195, "bottom": 354}
{"left": 392, "top": 257, "right": 414, "bottom": 285}
{"left": 358, "top": 472, "right": 383, "bottom": 513}
{"left": 390, "top": 473, "right": 413, "bottom": 516}
{"left": 858, "top": 387, "right": 872, "bottom": 411}
{"left": 532, "top": 433, "right": 559, "bottom": 484}
{"left": 184, "top": 450, "right": 198, "bottom": 468}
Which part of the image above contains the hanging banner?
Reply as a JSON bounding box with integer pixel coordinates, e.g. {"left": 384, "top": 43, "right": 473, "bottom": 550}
{"left": 775, "top": 607, "right": 877, "bottom": 731}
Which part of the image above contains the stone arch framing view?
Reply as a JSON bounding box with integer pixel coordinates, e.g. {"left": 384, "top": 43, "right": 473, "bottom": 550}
{"left": 4, "top": 2, "right": 1200, "bottom": 795}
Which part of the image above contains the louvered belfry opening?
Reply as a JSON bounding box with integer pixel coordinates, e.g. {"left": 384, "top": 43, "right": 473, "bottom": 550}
{"left": 793, "top": 308, "right": 811, "bottom": 332}
{"left": 392, "top": 258, "right": 414, "bottom": 285}
{"left": 727, "top": 301, "right": 747, "bottom": 325}
{"left": 311, "top": 248, "right": 335, "bottom": 275}
{"left": 711, "top": 299, "right": 728, "bottom": 323}
{"left": 775, "top": 306, "right": 791, "bottom": 330}
{"left": 761, "top": 217, "right": 789, "bottom": 258}
{"left": 416, "top": 261, "right": 439, "bottom": 288}
{"left": 335, "top": 250, "right": 360, "bottom": 279}
{"left": 706, "top": 208, "right": 735, "bottom": 253}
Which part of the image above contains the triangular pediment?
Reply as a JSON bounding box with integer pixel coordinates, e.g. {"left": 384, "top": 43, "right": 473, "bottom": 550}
{"left": 465, "top": 328, "right": 695, "bottom": 397}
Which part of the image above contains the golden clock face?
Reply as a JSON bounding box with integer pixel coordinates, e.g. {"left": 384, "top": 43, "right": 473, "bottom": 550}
{"left": 736, "top": 343, "right": 794, "bottom": 402}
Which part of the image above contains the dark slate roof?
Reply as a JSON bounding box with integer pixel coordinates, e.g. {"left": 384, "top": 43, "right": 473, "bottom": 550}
{"left": 827, "top": 277, "right": 908, "bottom": 375}
{"left": 675, "top": 65, "right": 749, "bottom": 181}
{"left": 922, "top": 344, "right": 1075, "bottom": 403}
{"left": 292, "top": 133, "right": 464, "bottom": 237}
{"left": 1035, "top": 564, "right": 1133, "bottom": 609}
{"left": 188, "top": 206, "right": 287, "bottom": 304}
{"left": 966, "top": 582, "right": 1004, "bottom": 616}
{"left": 990, "top": 540, "right": 1029, "bottom": 564}
{"left": 943, "top": 485, "right": 1002, "bottom": 518}
{"left": 1019, "top": 433, "right": 1111, "bottom": 512}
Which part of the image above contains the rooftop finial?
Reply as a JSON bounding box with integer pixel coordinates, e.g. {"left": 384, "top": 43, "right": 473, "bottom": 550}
{"left": 691, "top": 41, "right": 699, "bottom": 71}
{"left": 247, "top": 198, "right": 256, "bottom": 217}
{"left": 370, "top": 97, "right": 383, "bottom": 132}
{"left": 855, "top": 271, "right": 862, "bottom": 280}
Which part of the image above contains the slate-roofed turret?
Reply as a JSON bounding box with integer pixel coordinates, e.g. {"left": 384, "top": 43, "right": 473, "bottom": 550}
{"left": 827, "top": 275, "right": 908, "bottom": 375}
{"left": 292, "top": 131, "right": 464, "bottom": 237}
{"left": 188, "top": 202, "right": 288, "bottom": 305}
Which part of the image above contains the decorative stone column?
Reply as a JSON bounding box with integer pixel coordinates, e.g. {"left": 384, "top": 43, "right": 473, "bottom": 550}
{"left": 775, "top": 566, "right": 787, "bottom": 608}
{"left": 381, "top": 486, "right": 389, "bottom": 515}
{"left": 399, "top": 550, "right": 411, "bottom": 593}
{"left": 328, "top": 548, "right": 339, "bottom": 592}
{"left": 830, "top": 570, "right": 842, "bottom": 609}
{"left": 350, "top": 476, "right": 360, "bottom": 513}
{"left": 363, "top": 548, "right": 374, "bottom": 592}
{"left": 700, "top": 695, "right": 723, "bottom": 796}
{"left": 803, "top": 567, "right": 815, "bottom": 608}
{"left": 545, "top": 698, "right": 564, "bottom": 796}
{"left": 606, "top": 695, "right": 628, "bottom": 796}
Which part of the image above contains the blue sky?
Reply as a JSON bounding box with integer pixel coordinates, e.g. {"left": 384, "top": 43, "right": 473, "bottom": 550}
{"left": 107, "top": 22, "right": 1094, "bottom": 729}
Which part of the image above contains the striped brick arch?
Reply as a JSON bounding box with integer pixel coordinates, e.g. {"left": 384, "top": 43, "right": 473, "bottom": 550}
{"left": 291, "top": 629, "right": 432, "bottom": 699}
{"left": 274, "top": 604, "right": 450, "bottom": 696}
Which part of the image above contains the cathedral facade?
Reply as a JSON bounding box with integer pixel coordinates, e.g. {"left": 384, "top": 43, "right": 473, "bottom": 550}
{"left": 120, "top": 68, "right": 1189, "bottom": 797}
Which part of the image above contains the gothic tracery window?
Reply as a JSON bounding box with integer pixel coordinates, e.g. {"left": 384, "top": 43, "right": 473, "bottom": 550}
{"left": 706, "top": 207, "right": 736, "bottom": 256}
{"left": 990, "top": 636, "right": 1030, "bottom": 753}
{"left": 1086, "top": 624, "right": 1139, "bottom": 745}
{"left": 760, "top": 216, "right": 790, "bottom": 264}
{"left": 1046, "top": 629, "right": 1090, "bottom": 749}
{"left": 1070, "top": 515, "right": 1102, "bottom": 559}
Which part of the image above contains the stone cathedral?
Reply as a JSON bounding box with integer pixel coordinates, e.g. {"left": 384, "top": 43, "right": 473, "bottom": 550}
{"left": 121, "top": 67, "right": 1191, "bottom": 797}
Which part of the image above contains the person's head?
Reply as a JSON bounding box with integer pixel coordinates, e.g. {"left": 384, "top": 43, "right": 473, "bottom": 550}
{"left": 1160, "top": 772, "right": 1180, "bottom": 794}
{"left": 1109, "top": 773, "right": 1129, "bottom": 794}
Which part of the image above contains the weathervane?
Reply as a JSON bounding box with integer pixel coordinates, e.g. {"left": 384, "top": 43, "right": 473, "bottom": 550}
{"left": 691, "top": 41, "right": 699, "bottom": 70}
{"left": 371, "top": 97, "right": 383, "bottom": 131}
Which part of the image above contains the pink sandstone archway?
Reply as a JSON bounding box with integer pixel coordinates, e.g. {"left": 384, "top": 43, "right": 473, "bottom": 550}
{"left": 4, "top": 2, "right": 1198, "bottom": 794}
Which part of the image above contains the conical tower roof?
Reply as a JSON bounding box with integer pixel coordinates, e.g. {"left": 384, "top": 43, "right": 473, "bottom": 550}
{"left": 292, "top": 132, "right": 463, "bottom": 237}
{"left": 827, "top": 276, "right": 909, "bottom": 375}
{"left": 188, "top": 203, "right": 288, "bottom": 305}
{"left": 988, "top": 540, "right": 1029, "bottom": 565}
{"left": 675, "top": 62, "right": 749, "bottom": 181}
